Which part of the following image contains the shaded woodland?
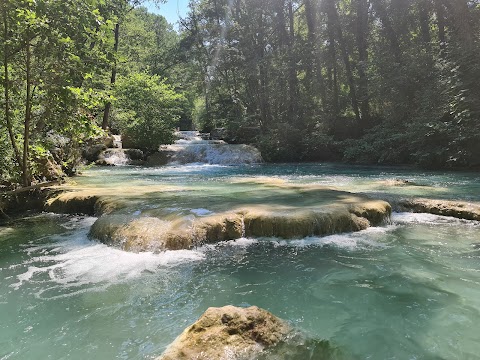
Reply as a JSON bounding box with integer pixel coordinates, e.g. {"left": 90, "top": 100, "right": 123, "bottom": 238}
{"left": 183, "top": 0, "right": 480, "bottom": 166}
{"left": 1, "top": 0, "right": 480, "bottom": 187}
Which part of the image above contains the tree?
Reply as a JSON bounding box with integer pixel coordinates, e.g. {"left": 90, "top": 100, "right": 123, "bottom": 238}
{"left": 114, "top": 72, "right": 186, "bottom": 150}
{"left": 0, "top": 0, "right": 114, "bottom": 185}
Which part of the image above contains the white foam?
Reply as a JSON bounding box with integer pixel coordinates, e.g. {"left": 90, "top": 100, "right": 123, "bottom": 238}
{"left": 392, "top": 212, "right": 480, "bottom": 226}
{"left": 162, "top": 132, "right": 263, "bottom": 165}
{"left": 271, "top": 226, "right": 392, "bottom": 250}
{"left": 102, "top": 149, "right": 129, "bottom": 166}
{"left": 11, "top": 218, "right": 205, "bottom": 293}
{"left": 223, "top": 238, "right": 258, "bottom": 247}
{"left": 190, "top": 208, "right": 213, "bottom": 216}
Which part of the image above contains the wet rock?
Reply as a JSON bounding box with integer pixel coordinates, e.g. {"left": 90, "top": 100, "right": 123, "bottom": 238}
{"left": 124, "top": 148, "right": 144, "bottom": 161}
{"left": 83, "top": 144, "right": 107, "bottom": 163}
{"left": 45, "top": 193, "right": 101, "bottom": 215}
{"left": 349, "top": 200, "right": 391, "bottom": 226}
{"left": 44, "top": 182, "right": 391, "bottom": 252}
{"left": 82, "top": 136, "right": 115, "bottom": 163}
{"left": 158, "top": 305, "right": 291, "bottom": 360}
{"left": 88, "top": 200, "right": 390, "bottom": 252}
{"left": 89, "top": 213, "right": 245, "bottom": 252}
{"left": 258, "top": 337, "right": 347, "bottom": 360}
{"left": 1, "top": 188, "right": 57, "bottom": 221}
{"left": 243, "top": 209, "right": 371, "bottom": 238}
{"left": 36, "top": 155, "right": 65, "bottom": 181}
{"left": 145, "top": 151, "right": 174, "bottom": 166}
{"left": 399, "top": 198, "right": 480, "bottom": 221}
{"left": 90, "top": 215, "right": 193, "bottom": 252}
{"left": 376, "top": 179, "right": 415, "bottom": 187}
{"left": 210, "top": 127, "right": 228, "bottom": 141}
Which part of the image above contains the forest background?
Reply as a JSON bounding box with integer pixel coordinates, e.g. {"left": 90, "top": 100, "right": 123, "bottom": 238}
{"left": 1, "top": 0, "right": 479, "bottom": 187}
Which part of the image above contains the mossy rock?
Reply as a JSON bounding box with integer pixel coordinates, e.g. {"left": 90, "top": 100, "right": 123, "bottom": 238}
{"left": 158, "top": 305, "right": 291, "bottom": 360}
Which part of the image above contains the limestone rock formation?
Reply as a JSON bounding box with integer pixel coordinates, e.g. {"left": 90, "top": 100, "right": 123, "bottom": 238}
{"left": 399, "top": 198, "right": 480, "bottom": 221}
{"left": 88, "top": 200, "right": 390, "bottom": 252}
{"left": 45, "top": 182, "right": 392, "bottom": 252}
{"left": 158, "top": 305, "right": 291, "bottom": 360}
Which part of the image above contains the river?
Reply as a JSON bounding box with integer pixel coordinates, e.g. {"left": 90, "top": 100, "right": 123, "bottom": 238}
{"left": 1, "top": 163, "right": 480, "bottom": 359}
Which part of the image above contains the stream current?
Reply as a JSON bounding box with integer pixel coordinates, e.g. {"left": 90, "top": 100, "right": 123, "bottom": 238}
{"left": 1, "top": 163, "right": 480, "bottom": 359}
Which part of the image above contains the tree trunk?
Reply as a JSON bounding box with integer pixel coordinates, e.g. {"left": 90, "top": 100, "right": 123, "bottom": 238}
{"left": 434, "top": 0, "right": 445, "bottom": 50}
{"left": 102, "top": 22, "right": 120, "bottom": 130}
{"left": 326, "top": 5, "right": 339, "bottom": 115}
{"left": 355, "top": 0, "right": 370, "bottom": 126}
{"left": 326, "top": 0, "right": 361, "bottom": 123}
{"left": 2, "top": 2, "right": 22, "bottom": 169}
{"left": 370, "top": 0, "right": 402, "bottom": 63}
{"left": 287, "top": 0, "right": 298, "bottom": 119}
{"left": 304, "top": 0, "right": 327, "bottom": 107}
{"left": 257, "top": 10, "right": 269, "bottom": 128}
{"left": 275, "top": 0, "right": 288, "bottom": 48}
{"left": 418, "top": 0, "right": 431, "bottom": 51}
{"left": 23, "top": 35, "right": 32, "bottom": 187}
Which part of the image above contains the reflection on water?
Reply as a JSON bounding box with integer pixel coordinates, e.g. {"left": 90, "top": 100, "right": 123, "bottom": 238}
{"left": 1, "top": 164, "right": 480, "bottom": 359}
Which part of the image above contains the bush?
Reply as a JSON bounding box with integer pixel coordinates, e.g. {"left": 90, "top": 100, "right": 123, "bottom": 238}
{"left": 113, "top": 72, "right": 186, "bottom": 151}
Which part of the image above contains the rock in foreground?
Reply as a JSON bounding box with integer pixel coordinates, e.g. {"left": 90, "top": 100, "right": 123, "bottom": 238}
{"left": 158, "top": 305, "right": 291, "bottom": 360}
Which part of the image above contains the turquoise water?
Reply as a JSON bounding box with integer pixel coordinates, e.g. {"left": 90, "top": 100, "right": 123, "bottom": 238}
{"left": 1, "top": 164, "right": 480, "bottom": 359}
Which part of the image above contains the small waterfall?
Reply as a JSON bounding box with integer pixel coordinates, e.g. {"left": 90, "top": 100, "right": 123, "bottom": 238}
{"left": 101, "top": 149, "right": 130, "bottom": 166}
{"left": 112, "top": 135, "right": 123, "bottom": 149}
{"left": 161, "top": 131, "right": 263, "bottom": 165}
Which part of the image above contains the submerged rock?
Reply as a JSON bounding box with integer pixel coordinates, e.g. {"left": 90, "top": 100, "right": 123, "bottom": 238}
{"left": 375, "top": 179, "right": 415, "bottom": 187}
{"left": 257, "top": 337, "right": 347, "bottom": 360}
{"left": 158, "top": 305, "right": 291, "bottom": 360}
{"left": 399, "top": 198, "right": 480, "bottom": 221}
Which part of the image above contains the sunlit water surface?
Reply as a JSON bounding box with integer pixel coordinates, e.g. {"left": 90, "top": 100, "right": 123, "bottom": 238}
{"left": 1, "top": 164, "right": 480, "bottom": 359}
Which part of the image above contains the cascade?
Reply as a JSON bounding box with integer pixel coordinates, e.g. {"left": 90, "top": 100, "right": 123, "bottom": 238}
{"left": 100, "top": 148, "right": 129, "bottom": 166}
{"left": 158, "top": 131, "right": 263, "bottom": 165}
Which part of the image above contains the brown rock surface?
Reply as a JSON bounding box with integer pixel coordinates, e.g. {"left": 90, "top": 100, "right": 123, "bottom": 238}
{"left": 399, "top": 198, "right": 480, "bottom": 221}
{"left": 44, "top": 180, "right": 392, "bottom": 252}
{"left": 158, "top": 305, "right": 291, "bottom": 360}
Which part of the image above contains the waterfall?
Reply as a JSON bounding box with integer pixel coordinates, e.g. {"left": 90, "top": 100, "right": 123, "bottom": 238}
{"left": 101, "top": 149, "right": 129, "bottom": 166}
{"left": 159, "top": 131, "right": 263, "bottom": 165}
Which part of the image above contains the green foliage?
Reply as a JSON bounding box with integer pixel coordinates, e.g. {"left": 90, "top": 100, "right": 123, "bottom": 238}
{"left": 0, "top": 1, "right": 191, "bottom": 186}
{"left": 0, "top": 0, "right": 113, "bottom": 185}
{"left": 182, "top": 0, "right": 480, "bottom": 169}
{"left": 113, "top": 72, "right": 186, "bottom": 150}
{"left": 257, "top": 124, "right": 304, "bottom": 162}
